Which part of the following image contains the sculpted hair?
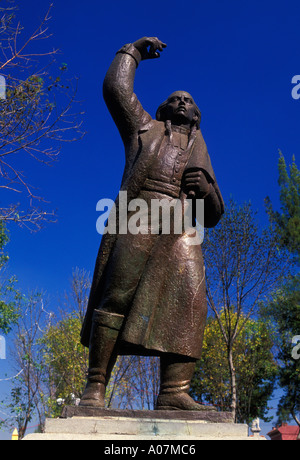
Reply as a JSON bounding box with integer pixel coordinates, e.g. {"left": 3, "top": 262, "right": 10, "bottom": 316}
{"left": 155, "top": 96, "right": 201, "bottom": 129}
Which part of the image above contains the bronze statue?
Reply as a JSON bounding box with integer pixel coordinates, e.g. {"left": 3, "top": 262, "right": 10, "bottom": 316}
{"left": 80, "top": 37, "right": 224, "bottom": 410}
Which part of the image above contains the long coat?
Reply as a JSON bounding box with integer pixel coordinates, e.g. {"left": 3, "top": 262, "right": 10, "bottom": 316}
{"left": 80, "top": 44, "right": 224, "bottom": 359}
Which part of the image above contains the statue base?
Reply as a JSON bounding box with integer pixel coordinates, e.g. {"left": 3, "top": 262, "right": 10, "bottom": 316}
{"left": 23, "top": 406, "right": 260, "bottom": 440}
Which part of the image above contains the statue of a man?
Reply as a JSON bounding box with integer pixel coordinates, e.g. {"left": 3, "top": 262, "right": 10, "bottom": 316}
{"left": 80, "top": 37, "right": 224, "bottom": 410}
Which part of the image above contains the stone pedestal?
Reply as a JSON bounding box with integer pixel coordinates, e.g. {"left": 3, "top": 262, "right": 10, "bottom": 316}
{"left": 23, "top": 407, "right": 257, "bottom": 440}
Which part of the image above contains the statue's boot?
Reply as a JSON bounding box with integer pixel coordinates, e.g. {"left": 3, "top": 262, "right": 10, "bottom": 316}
{"left": 155, "top": 355, "right": 216, "bottom": 411}
{"left": 79, "top": 310, "right": 123, "bottom": 407}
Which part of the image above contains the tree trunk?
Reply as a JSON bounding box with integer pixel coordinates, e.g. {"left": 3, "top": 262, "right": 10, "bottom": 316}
{"left": 291, "top": 406, "right": 300, "bottom": 439}
{"left": 228, "top": 347, "right": 237, "bottom": 421}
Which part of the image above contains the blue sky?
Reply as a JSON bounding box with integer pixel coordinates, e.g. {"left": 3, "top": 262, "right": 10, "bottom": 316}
{"left": 6, "top": 0, "right": 300, "bottom": 296}
{"left": 1, "top": 0, "right": 300, "bottom": 438}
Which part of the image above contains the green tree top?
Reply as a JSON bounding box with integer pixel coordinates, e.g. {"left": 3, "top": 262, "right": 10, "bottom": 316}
{"left": 265, "top": 151, "right": 300, "bottom": 262}
{"left": 262, "top": 150, "right": 300, "bottom": 429}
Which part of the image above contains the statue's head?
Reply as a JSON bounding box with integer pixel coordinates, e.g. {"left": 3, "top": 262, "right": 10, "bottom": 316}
{"left": 156, "top": 91, "right": 201, "bottom": 129}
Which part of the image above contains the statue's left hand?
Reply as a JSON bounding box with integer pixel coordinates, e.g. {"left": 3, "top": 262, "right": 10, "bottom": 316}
{"left": 133, "top": 37, "right": 167, "bottom": 60}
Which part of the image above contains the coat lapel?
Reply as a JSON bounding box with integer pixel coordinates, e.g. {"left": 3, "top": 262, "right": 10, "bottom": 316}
{"left": 120, "top": 120, "right": 166, "bottom": 200}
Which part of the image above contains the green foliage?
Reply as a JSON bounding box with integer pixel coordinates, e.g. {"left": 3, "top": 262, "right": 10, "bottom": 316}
{"left": 263, "top": 151, "right": 300, "bottom": 426}
{"left": 2, "top": 65, "right": 70, "bottom": 148}
{"left": 0, "top": 220, "right": 20, "bottom": 334}
{"left": 5, "top": 385, "right": 35, "bottom": 439}
{"left": 260, "top": 274, "right": 300, "bottom": 425}
{"left": 190, "top": 311, "right": 277, "bottom": 423}
{"left": 41, "top": 313, "right": 88, "bottom": 417}
{"left": 265, "top": 151, "right": 300, "bottom": 261}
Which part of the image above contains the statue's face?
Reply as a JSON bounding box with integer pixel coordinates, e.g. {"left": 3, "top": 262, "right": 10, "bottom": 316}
{"left": 165, "top": 91, "right": 198, "bottom": 126}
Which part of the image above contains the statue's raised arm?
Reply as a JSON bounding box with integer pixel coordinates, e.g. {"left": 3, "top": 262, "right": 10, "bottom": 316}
{"left": 103, "top": 37, "right": 167, "bottom": 144}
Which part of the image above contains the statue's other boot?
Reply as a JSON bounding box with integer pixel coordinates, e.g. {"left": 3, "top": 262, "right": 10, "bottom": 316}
{"left": 79, "top": 310, "right": 123, "bottom": 408}
{"left": 155, "top": 355, "right": 216, "bottom": 411}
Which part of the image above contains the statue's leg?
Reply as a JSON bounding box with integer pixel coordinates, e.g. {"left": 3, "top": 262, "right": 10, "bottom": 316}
{"left": 79, "top": 310, "right": 123, "bottom": 407}
{"left": 81, "top": 230, "right": 157, "bottom": 407}
{"left": 155, "top": 354, "right": 216, "bottom": 411}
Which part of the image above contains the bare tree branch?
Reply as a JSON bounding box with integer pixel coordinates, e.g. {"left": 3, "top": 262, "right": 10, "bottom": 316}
{"left": 0, "top": 1, "right": 85, "bottom": 231}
